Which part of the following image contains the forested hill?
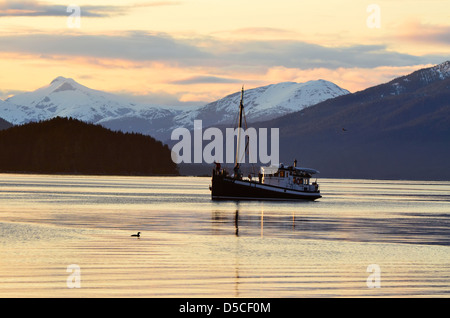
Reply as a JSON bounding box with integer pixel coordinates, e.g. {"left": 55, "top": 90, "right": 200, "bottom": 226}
{"left": 0, "top": 117, "right": 178, "bottom": 176}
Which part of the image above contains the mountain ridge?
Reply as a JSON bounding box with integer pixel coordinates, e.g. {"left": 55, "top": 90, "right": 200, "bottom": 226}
{"left": 0, "top": 77, "right": 350, "bottom": 141}
{"left": 3, "top": 76, "right": 179, "bottom": 126}
{"left": 172, "top": 79, "right": 349, "bottom": 132}
{"left": 2, "top": 61, "right": 450, "bottom": 180}
{"left": 252, "top": 60, "right": 450, "bottom": 180}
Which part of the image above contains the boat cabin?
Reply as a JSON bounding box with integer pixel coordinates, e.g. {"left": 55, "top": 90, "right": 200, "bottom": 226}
{"left": 260, "top": 161, "right": 319, "bottom": 193}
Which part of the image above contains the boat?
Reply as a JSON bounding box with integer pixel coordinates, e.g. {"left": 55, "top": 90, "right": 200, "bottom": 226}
{"left": 209, "top": 87, "right": 322, "bottom": 201}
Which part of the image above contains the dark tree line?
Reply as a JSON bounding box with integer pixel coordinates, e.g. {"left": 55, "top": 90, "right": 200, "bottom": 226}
{"left": 0, "top": 117, "right": 179, "bottom": 175}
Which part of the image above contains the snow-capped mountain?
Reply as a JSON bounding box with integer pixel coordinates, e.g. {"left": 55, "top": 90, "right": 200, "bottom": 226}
{"left": 418, "top": 60, "right": 450, "bottom": 82}
{"left": 1, "top": 77, "right": 349, "bottom": 141}
{"left": 173, "top": 80, "right": 349, "bottom": 131}
{"left": 383, "top": 60, "right": 450, "bottom": 96}
{"left": 1, "top": 76, "right": 182, "bottom": 127}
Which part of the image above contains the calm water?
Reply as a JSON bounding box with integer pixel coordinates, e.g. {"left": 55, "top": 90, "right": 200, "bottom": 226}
{"left": 0, "top": 174, "right": 449, "bottom": 297}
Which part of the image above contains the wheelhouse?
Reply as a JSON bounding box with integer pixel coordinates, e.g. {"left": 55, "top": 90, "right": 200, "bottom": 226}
{"left": 260, "top": 161, "right": 320, "bottom": 193}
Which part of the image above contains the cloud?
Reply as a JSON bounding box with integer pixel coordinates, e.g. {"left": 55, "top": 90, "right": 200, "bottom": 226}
{"left": 115, "top": 90, "right": 195, "bottom": 106}
{"left": 0, "top": 1, "right": 121, "bottom": 17}
{"left": 395, "top": 20, "right": 450, "bottom": 45}
{"left": 0, "top": 31, "right": 210, "bottom": 62}
{"left": 0, "top": 31, "right": 446, "bottom": 75}
{"left": 216, "top": 40, "right": 444, "bottom": 69}
{"left": 170, "top": 75, "right": 242, "bottom": 85}
{"left": 0, "top": 0, "right": 181, "bottom": 18}
{"left": 0, "top": 88, "right": 25, "bottom": 100}
{"left": 212, "top": 27, "right": 300, "bottom": 40}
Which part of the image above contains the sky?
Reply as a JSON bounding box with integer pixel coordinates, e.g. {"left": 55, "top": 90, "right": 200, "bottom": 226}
{"left": 0, "top": 0, "right": 449, "bottom": 105}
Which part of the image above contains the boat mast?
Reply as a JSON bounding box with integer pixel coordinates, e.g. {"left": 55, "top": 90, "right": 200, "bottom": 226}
{"left": 236, "top": 86, "right": 244, "bottom": 166}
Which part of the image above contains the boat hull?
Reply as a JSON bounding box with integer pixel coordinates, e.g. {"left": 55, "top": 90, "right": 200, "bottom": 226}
{"left": 211, "top": 175, "right": 321, "bottom": 201}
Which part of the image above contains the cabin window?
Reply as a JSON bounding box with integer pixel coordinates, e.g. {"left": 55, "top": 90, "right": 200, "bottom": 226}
{"left": 280, "top": 171, "right": 284, "bottom": 177}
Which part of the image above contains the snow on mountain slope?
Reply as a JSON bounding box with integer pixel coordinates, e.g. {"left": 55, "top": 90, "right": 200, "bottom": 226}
{"left": 174, "top": 80, "right": 350, "bottom": 130}
{"left": 421, "top": 60, "right": 450, "bottom": 82}
{"left": 387, "top": 60, "right": 450, "bottom": 96}
{"left": 0, "top": 99, "right": 35, "bottom": 124}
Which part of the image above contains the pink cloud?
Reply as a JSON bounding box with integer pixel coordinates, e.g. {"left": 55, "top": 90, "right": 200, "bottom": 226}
{"left": 395, "top": 20, "right": 450, "bottom": 45}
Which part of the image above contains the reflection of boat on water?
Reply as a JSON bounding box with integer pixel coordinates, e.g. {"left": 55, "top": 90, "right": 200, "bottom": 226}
{"left": 209, "top": 87, "right": 322, "bottom": 201}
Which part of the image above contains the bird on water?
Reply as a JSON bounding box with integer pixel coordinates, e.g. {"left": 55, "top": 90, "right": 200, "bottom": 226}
{"left": 131, "top": 232, "right": 141, "bottom": 238}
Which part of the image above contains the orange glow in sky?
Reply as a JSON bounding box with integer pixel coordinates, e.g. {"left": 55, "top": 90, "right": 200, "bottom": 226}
{"left": 0, "top": 0, "right": 449, "bottom": 104}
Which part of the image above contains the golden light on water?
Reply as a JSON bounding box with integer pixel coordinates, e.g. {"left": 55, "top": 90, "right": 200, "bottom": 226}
{"left": 0, "top": 174, "right": 449, "bottom": 297}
